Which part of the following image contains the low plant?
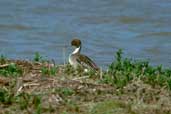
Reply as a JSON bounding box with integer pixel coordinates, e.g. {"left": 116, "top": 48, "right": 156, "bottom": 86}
{"left": 56, "top": 87, "right": 74, "bottom": 97}
{"left": 41, "top": 66, "right": 58, "bottom": 76}
{"left": 16, "top": 93, "right": 42, "bottom": 114}
{"left": 17, "top": 92, "right": 32, "bottom": 110}
{"left": 33, "top": 52, "right": 43, "bottom": 62}
{"left": 0, "top": 88, "right": 14, "bottom": 105}
{"left": 101, "top": 49, "right": 171, "bottom": 90}
{"left": 0, "top": 55, "right": 7, "bottom": 64}
{"left": 33, "top": 95, "right": 42, "bottom": 114}
{"left": 0, "top": 63, "right": 22, "bottom": 77}
{"left": 33, "top": 52, "right": 50, "bottom": 64}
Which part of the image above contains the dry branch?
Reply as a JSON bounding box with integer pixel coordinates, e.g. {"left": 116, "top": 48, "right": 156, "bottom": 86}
{"left": 0, "top": 64, "right": 10, "bottom": 68}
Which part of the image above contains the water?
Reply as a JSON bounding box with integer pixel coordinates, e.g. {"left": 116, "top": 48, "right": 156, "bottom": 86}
{"left": 0, "top": 0, "right": 171, "bottom": 69}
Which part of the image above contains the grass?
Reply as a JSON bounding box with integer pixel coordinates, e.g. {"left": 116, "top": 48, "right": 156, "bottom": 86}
{"left": 0, "top": 88, "right": 14, "bottom": 105}
{"left": 90, "top": 100, "right": 133, "bottom": 114}
{"left": 56, "top": 87, "right": 74, "bottom": 97}
{"left": 101, "top": 49, "right": 171, "bottom": 90}
{"left": 0, "top": 55, "right": 6, "bottom": 64}
{"left": 33, "top": 52, "right": 43, "bottom": 62}
{"left": 0, "top": 55, "right": 22, "bottom": 77}
{"left": 41, "top": 66, "right": 58, "bottom": 76}
{"left": 33, "top": 52, "right": 59, "bottom": 76}
{"left": 1, "top": 50, "right": 171, "bottom": 114}
{"left": 33, "top": 52, "right": 50, "bottom": 63}
{"left": 0, "top": 91, "right": 43, "bottom": 114}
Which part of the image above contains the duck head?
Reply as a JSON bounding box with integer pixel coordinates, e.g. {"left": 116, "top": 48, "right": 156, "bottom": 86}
{"left": 71, "top": 39, "right": 82, "bottom": 54}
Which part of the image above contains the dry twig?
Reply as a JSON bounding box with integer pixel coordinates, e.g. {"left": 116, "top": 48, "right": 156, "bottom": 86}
{"left": 72, "top": 76, "right": 90, "bottom": 81}
{"left": 17, "top": 83, "right": 40, "bottom": 94}
{"left": 0, "top": 64, "right": 10, "bottom": 68}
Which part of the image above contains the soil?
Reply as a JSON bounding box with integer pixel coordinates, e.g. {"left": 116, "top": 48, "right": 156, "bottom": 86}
{"left": 0, "top": 60, "right": 171, "bottom": 114}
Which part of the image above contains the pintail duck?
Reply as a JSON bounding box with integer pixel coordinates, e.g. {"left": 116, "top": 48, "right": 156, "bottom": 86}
{"left": 69, "top": 39, "right": 99, "bottom": 71}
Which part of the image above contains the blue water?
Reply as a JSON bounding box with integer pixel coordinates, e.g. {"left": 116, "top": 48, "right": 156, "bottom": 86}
{"left": 0, "top": 0, "right": 171, "bottom": 69}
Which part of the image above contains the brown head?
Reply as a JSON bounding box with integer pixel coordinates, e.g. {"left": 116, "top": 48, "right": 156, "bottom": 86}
{"left": 71, "top": 39, "right": 82, "bottom": 48}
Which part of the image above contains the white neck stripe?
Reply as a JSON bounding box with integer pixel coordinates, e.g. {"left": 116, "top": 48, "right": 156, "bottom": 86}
{"left": 72, "top": 46, "right": 81, "bottom": 54}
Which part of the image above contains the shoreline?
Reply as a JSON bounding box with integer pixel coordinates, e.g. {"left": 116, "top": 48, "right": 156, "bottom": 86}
{"left": 1, "top": 51, "right": 171, "bottom": 114}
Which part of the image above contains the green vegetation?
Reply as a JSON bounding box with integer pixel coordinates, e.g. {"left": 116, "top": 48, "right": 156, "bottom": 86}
{"left": 0, "top": 88, "right": 14, "bottom": 105}
{"left": 0, "top": 55, "right": 22, "bottom": 77}
{"left": 41, "top": 66, "right": 58, "bottom": 76}
{"left": 0, "top": 90, "right": 43, "bottom": 114}
{"left": 90, "top": 100, "right": 133, "bottom": 114}
{"left": 1, "top": 50, "right": 171, "bottom": 114}
{"left": 33, "top": 52, "right": 43, "bottom": 62}
{"left": 101, "top": 49, "right": 171, "bottom": 90}
{"left": 1, "top": 63, "right": 22, "bottom": 77}
{"left": 0, "top": 55, "right": 6, "bottom": 64}
{"left": 56, "top": 87, "right": 74, "bottom": 97}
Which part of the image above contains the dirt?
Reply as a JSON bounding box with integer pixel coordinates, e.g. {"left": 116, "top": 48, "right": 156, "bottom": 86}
{"left": 0, "top": 60, "right": 171, "bottom": 114}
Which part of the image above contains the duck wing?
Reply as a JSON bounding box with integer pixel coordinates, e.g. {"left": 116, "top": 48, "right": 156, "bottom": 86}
{"left": 76, "top": 54, "right": 99, "bottom": 71}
